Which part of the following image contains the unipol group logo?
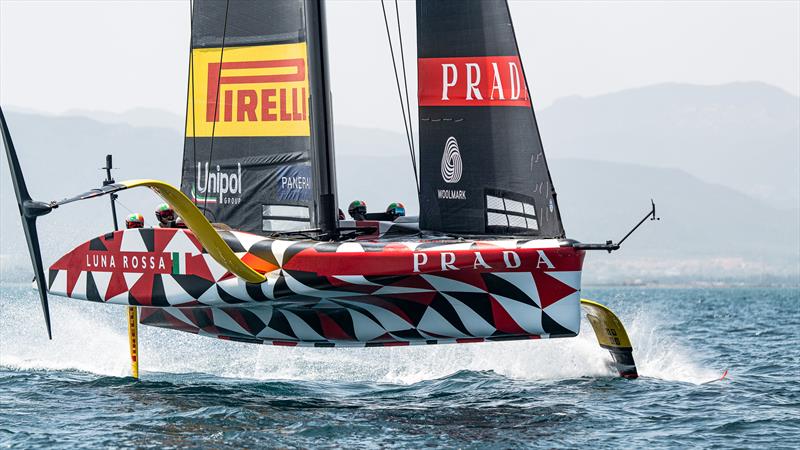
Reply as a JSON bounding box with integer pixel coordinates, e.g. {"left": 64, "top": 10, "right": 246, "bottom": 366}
{"left": 187, "top": 42, "right": 310, "bottom": 138}
{"left": 191, "top": 162, "right": 243, "bottom": 206}
{"left": 438, "top": 137, "right": 467, "bottom": 200}
{"left": 441, "top": 136, "right": 463, "bottom": 183}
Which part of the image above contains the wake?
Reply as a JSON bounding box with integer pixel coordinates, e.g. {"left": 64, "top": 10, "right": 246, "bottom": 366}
{"left": 0, "top": 282, "right": 720, "bottom": 384}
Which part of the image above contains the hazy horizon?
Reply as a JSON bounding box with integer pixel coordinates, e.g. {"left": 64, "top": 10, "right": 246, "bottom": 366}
{"left": 5, "top": 77, "right": 798, "bottom": 113}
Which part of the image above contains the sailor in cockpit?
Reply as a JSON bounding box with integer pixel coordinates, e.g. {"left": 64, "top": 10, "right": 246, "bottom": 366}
{"left": 385, "top": 202, "right": 405, "bottom": 221}
{"left": 154, "top": 203, "right": 187, "bottom": 228}
{"left": 155, "top": 203, "right": 177, "bottom": 228}
{"left": 125, "top": 213, "right": 145, "bottom": 229}
{"left": 347, "top": 200, "right": 367, "bottom": 221}
{"left": 346, "top": 200, "right": 407, "bottom": 222}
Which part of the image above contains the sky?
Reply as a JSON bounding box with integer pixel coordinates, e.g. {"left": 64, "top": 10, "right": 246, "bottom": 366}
{"left": 0, "top": 0, "right": 798, "bottom": 132}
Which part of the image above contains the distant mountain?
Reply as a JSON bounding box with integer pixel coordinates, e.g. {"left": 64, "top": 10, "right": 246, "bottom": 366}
{"left": 62, "top": 108, "right": 185, "bottom": 131}
{"left": 0, "top": 110, "right": 183, "bottom": 193}
{"left": 538, "top": 82, "right": 800, "bottom": 209}
{"left": 552, "top": 158, "right": 798, "bottom": 256}
{"left": 549, "top": 158, "right": 799, "bottom": 282}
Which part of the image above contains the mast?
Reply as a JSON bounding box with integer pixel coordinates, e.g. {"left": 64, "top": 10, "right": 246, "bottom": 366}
{"left": 304, "top": 0, "right": 338, "bottom": 237}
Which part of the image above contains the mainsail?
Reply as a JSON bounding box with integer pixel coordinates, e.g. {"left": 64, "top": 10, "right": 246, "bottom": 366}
{"left": 182, "top": 0, "right": 329, "bottom": 234}
{"left": 416, "top": 0, "right": 565, "bottom": 237}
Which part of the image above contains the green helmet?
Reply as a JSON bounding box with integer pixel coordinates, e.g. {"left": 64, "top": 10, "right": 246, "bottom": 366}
{"left": 155, "top": 203, "right": 175, "bottom": 224}
{"left": 348, "top": 200, "right": 367, "bottom": 219}
{"left": 125, "top": 212, "right": 144, "bottom": 229}
{"left": 386, "top": 202, "right": 405, "bottom": 218}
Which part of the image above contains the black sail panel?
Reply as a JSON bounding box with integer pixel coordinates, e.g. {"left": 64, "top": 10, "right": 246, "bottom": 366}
{"left": 182, "top": 0, "right": 315, "bottom": 234}
{"left": 416, "top": 0, "right": 565, "bottom": 238}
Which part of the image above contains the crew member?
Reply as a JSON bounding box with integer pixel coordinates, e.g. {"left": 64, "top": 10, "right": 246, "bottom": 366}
{"left": 155, "top": 203, "right": 177, "bottom": 228}
{"left": 348, "top": 200, "right": 367, "bottom": 221}
{"left": 386, "top": 202, "right": 406, "bottom": 221}
{"left": 125, "top": 212, "right": 145, "bottom": 229}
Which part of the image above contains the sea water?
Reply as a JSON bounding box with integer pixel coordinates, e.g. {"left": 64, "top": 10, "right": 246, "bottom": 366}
{"left": 1, "top": 283, "right": 798, "bottom": 448}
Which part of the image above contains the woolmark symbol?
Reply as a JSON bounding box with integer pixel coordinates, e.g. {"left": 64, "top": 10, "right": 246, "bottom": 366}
{"left": 441, "top": 136, "right": 463, "bottom": 183}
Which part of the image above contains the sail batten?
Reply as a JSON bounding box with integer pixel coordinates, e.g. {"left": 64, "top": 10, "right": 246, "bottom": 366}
{"left": 416, "top": 0, "right": 565, "bottom": 238}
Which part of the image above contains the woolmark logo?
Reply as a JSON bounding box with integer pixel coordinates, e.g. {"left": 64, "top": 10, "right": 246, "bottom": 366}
{"left": 441, "top": 137, "right": 463, "bottom": 183}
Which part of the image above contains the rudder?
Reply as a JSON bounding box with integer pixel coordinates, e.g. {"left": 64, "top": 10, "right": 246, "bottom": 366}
{"left": 581, "top": 298, "right": 638, "bottom": 379}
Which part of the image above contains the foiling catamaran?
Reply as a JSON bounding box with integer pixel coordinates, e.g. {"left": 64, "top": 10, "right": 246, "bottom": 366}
{"left": 2, "top": 0, "right": 657, "bottom": 379}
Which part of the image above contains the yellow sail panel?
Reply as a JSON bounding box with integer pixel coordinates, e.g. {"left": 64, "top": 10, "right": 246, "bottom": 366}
{"left": 186, "top": 43, "right": 310, "bottom": 138}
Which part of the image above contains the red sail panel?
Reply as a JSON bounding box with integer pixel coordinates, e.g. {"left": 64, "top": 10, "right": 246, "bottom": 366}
{"left": 418, "top": 56, "right": 531, "bottom": 107}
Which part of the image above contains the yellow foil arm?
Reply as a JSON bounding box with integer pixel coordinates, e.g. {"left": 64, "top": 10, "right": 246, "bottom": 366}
{"left": 120, "top": 179, "right": 266, "bottom": 283}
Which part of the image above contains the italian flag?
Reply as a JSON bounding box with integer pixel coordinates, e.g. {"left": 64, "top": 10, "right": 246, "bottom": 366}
{"left": 171, "top": 252, "right": 186, "bottom": 275}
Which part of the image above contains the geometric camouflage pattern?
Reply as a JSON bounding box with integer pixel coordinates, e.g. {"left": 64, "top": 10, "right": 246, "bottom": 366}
{"left": 49, "top": 228, "right": 584, "bottom": 347}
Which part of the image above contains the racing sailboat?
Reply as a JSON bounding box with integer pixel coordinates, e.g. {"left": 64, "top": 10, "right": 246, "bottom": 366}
{"left": 2, "top": 0, "right": 655, "bottom": 379}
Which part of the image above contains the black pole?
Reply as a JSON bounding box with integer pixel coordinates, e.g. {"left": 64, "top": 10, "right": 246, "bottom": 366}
{"left": 305, "top": 0, "right": 338, "bottom": 239}
{"left": 1, "top": 106, "right": 53, "bottom": 339}
{"left": 102, "top": 154, "right": 119, "bottom": 231}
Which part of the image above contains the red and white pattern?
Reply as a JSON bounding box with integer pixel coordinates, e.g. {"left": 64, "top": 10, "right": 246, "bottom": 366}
{"left": 49, "top": 228, "right": 584, "bottom": 346}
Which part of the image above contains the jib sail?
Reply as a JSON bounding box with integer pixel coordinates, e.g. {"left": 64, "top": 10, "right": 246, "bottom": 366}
{"left": 416, "top": 0, "right": 565, "bottom": 237}
{"left": 182, "top": 0, "right": 328, "bottom": 234}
